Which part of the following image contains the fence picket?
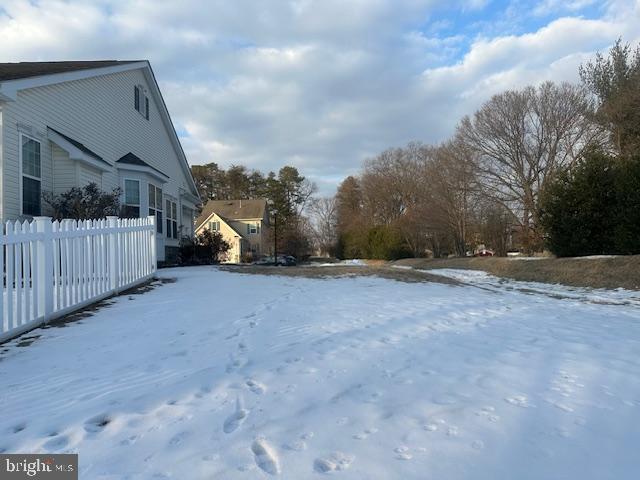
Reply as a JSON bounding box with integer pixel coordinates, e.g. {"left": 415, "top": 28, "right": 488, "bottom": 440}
{"left": 22, "top": 221, "right": 31, "bottom": 324}
{"left": 0, "top": 215, "right": 156, "bottom": 343}
{"left": 0, "top": 225, "right": 4, "bottom": 333}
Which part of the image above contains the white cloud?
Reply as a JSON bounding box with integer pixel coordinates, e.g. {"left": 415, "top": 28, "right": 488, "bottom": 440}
{"left": 0, "top": 0, "right": 639, "bottom": 195}
{"left": 533, "top": 0, "right": 598, "bottom": 16}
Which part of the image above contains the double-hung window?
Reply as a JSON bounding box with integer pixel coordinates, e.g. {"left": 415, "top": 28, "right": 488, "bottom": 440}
{"left": 122, "top": 179, "right": 141, "bottom": 218}
{"left": 148, "top": 184, "right": 163, "bottom": 233}
{"left": 209, "top": 221, "right": 220, "bottom": 232}
{"left": 21, "top": 134, "right": 42, "bottom": 216}
{"left": 247, "top": 222, "right": 260, "bottom": 235}
{"left": 166, "top": 199, "right": 178, "bottom": 239}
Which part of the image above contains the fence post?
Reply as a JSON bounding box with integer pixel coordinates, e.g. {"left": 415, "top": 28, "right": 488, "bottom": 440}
{"left": 34, "top": 217, "right": 54, "bottom": 322}
{"left": 107, "top": 216, "right": 120, "bottom": 293}
{"left": 148, "top": 215, "right": 157, "bottom": 273}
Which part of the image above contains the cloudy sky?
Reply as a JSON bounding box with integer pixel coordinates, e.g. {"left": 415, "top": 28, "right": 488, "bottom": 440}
{"left": 1, "top": 0, "right": 639, "bottom": 194}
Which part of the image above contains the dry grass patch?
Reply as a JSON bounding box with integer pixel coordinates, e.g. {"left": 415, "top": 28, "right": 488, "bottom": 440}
{"left": 220, "top": 264, "right": 460, "bottom": 286}
{"left": 394, "top": 256, "right": 640, "bottom": 290}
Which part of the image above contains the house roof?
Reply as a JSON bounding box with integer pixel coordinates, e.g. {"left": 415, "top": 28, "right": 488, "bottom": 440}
{"left": 48, "top": 127, "right": 110, "bottom": 165}
{"left": 0, "top": 61, "right": 139, "bottom": 82}
{"left": 117, "top": 152, "right": 169, "bottom": 178}
{"left": 0, "top": 60, "right": 200, "bottom": 201}
{"left": 195, "top": 199, "right": 268, "bottom": 230}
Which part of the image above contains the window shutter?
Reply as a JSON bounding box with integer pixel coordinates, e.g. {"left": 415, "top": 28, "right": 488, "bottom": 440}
{"left": 247, "top": 224, "right": 250, "bottom": 234}
{"left": 134, "top": 86, "right": 140, "bottom": 111}
{"left": 145, "top": 96, "right": 150, "bottom": 120}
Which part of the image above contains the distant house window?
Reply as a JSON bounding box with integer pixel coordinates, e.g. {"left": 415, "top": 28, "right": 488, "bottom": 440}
{"left": 21, "top": 134, "right": 42, "bottom": 216}
{"left": 122, "top": 179, "right": 140, "bottom": 217}
{"left": 209, "top": 221, "right": 220, "bottom": 232}
{"left": 166, "top": 199, "right": 178, "bottom": 239}
{"left": 148, "top": 184, "right": 163, "bottom": 233}
{"left": 248, "top": 222, "right": 260, "bottom": 235}
{"left": 134, "top": 85, "right": 149, "bottom": 120}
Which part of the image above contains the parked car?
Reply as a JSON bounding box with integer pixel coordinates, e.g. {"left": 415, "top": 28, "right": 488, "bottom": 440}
{"left": 278, "top": 255, "right": 297, "bottom": 266}
{"left": 253, "top": 255, "right": 297, "bottom": 266}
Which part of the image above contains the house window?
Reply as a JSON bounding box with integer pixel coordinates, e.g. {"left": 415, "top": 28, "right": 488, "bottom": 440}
{"left": 134, "top": 85, "right": 149, "bottom": 120}
{"left": 148, "top": 184, "right": 163, "bottom": 233}
{"left": 209, "top": 221, "right": 220, "bottom": 232}
{"left": 21, "top": 134, "right": 42, "bottom": 216}
{"left": 122, "top": 179, "right": 140, "bottom": 217}
{"left": 247, "top": 222, "right": 260, "bottom": 235}
{"left": 166, "top": 199, "right": 178, "bottom": 239}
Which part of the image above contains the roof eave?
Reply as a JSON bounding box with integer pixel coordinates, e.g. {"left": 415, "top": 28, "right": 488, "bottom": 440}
{"left": 116, "top": 162, "right": 170, "bottom": 183}
{"left": 0, "top": 61, "right": 149, "bottom": 102}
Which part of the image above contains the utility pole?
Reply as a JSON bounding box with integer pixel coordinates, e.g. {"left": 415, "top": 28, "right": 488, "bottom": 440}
{"left": 273, "top": 212, "right": 278, "bottom": 266}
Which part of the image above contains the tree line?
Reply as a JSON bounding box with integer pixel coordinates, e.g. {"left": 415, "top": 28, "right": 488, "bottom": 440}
{"left": 331, "top": 39, "right": 640, "bottom": 259}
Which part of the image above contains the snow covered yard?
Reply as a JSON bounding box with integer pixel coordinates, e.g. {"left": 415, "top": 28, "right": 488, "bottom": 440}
{"left": 1, "top": 266, "right": 639, "bottom": 479}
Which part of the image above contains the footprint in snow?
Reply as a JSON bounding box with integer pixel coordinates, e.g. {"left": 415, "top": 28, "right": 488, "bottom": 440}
{"left": 120, "top": 434, "right": 140, "bottom": 446}
{"left": 251, "top": 438, "right": 281, "bottom": 475}
{"left": 475, "top": 406, "right": 500, "bottom": 422}
{"left": 226, "top": 355, "right": 248, "bottom": 373}
{"left": 314, "top": 452, "right": 354, "bottom": 473}
{"left": 353, "top": 427, "right": 377, "bottom": 440}
{"left": 394, "top": 446, "right": 412, "bottom": 460}
{"left": 284, "top": 439, "right": 307, "bottom": 451}
{"left": 84, "top": 414, "right": 112, "bottom": 433}
{"left": 505, "top": 395, "right": 531, "bottom": 408}
{"left": 472, "top": 440, "right": 485, "bottom": 450}
{"left": 169, "top": 431, "right": 190, "bottom": 446}
{"left": 12, "top": 423, "right": 26, "bottom": 434}
{"left": 246, "top": 379, "right": 267, "bottom": 395}
{"left": 223, "top": 397, "right": 249, "bottom": 434}
{"left": 43, "top": 434, "right": 69, "bottom": 451}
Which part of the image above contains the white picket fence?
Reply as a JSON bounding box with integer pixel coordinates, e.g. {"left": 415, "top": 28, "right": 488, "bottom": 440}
{"left": 0, "top": 215, "right": 157, "bottom": 343}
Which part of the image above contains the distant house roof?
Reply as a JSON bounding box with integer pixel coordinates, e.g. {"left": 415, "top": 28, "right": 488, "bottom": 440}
{"left": 116, "top": 152, "right": 169, "bottom": 179}
{"left": 0, "top": 61, "right": 139, "bottom": 82}
{"left": 48, "top": 127, "right": 110, "bottom": 166}
{"left": 195, "top": 199, "right": 268, "bottom": 230}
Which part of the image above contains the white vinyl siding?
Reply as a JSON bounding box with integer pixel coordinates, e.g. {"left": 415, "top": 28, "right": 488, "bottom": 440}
{"left": 1, "top": 68, "right": 196, "bottom": 222}
{"left": 78, "top": 164, "right": 102, "bottom": 187}
{"left": 52, "top": 145, "right": 76, "bottom": 194}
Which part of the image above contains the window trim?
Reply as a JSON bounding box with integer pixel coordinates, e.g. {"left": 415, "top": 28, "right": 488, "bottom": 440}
{"left": 165, "top": 198, "right": 178, "bottom": 239}
{"left": 134, "top": 84, "right": 150, "bottom": 120}
{"left": 122, "top": 178, "right": 141, "bottom": 218}
{"left": 148, "top": 183, "right": 163, "bottom": 234}
{"left": 19, "top": 132, "right": 42, "bottom": 217}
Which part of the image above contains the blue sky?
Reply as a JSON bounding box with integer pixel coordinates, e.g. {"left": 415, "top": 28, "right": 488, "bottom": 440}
{"left": 1, "top": 0, "right": 639, "bottom": 194}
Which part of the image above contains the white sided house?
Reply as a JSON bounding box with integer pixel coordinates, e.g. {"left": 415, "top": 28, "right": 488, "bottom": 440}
{"left": 0, "top": 60, "right": 200, "bottom": 262}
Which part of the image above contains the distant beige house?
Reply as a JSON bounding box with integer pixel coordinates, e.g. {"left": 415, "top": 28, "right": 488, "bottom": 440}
{"left": 194, "top": 199, "right": 270, "bottom": 263}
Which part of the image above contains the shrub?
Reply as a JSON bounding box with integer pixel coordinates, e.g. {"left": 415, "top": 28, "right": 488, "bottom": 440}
{"left": 195, "top": 229, "right": 231, "bottom": 263}
{"left": 337, "top": 225, "right": 411, "bottom": 260}
{"left": 613, "top": 157, "right": 640, "bottom": 254}
{"left": 540, "top": 150, "right": 640, "bottom": 256}
{"left": 42, "top": 183, "right": 121, "bottom": 220}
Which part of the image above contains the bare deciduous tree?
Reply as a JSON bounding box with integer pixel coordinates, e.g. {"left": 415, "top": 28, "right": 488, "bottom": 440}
{"left": 309, "top": 197, "right": 338, "bottom": 256}
{"left": 458, "top": 81, "right": 604, "bottom": 252}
